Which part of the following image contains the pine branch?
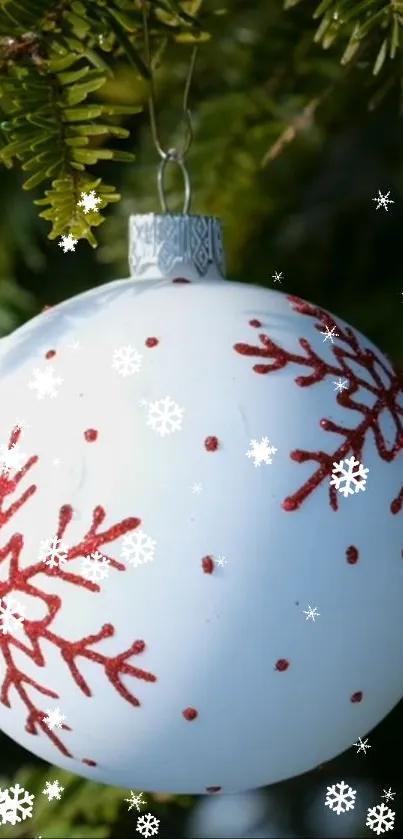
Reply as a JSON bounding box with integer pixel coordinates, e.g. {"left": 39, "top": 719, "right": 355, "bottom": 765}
{"left": 285, "top": 0, "right": 403, "bottom": 75}
{"left": 0, "top": 0, "right": 203, "bottom": 245}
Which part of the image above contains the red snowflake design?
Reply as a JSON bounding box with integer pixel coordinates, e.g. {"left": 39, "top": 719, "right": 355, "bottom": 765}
{"left": 0, "top": 426, "right": 157, "bottom": 762}
{"left": 234, "top": 294, "right": 403, "bottom": 512}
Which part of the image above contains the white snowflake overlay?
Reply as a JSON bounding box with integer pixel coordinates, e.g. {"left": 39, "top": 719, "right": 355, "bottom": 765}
{"left": 0, "top": 784, "right": 35, "bottom": 826}
{"left": 136, "top": 812, "right": 160, "bottom": 837}
{"left": 38, "top": 537, "right": 69, "bottom": 568}
{"left": 121, "top": 531, "right": 156, "bottom": 568}
{"left": 81, "top": 551, "right": 110, "bottom": 582}
{"left": 125, "top": 791, "right": 145, "bottom": 812}
{"left": 59, "top": 234, "right": 77, "bottom": 253}
{"left": 382, "top": 789, "right": 396, "bottom": 803}
{"left": 246, "top": 437, "right": 277, "bottom": 467}
{"left": 0, "top": 594, "right": 25, "bottom": 635}
{"left": 320, "top": 325, "right": 339, "bottom": 343}
{"left": 28, "top": 366, "right": 63, "bottom": 399}
{"left": 325, "top": 780, "right": 357, "bottom": 815}
{"left": 333, "top": 378, "right": 348, "bottom": 393}
{"left": 372, "top": 190, "right": 394, "bottom": 212}
{"left": 366, "top": 802, "right": 395, "bottom": 835}
{"left": 0, "top": 442, "right": 27, "bottom": 475}
{"left": 112, "top": 346, "right": 142, "bottom": 376}
{"left": 146, "top": 396, "right": 184, "bottom": 437}
{"left": 303, "top": 605, "right": 320, "bottom": 622}
{"left": 353, "top": 736, "right": 371, "bottom": 754}
{"left": 330, "top": 456, "right": 369, "bottom": 497}
{"left": 77, "top": 190, "right": 101, "bottom": 213}
{"left": 43, "top": 707, "right": 66, "bottom": 730}
{"left": 42, "top": 780, "right": 64, "bottom": 802}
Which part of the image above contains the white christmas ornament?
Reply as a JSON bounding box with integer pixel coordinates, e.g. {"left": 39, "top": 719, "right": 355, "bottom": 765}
{"left": 0, "top": 213, "right": 402, "bottom": 794}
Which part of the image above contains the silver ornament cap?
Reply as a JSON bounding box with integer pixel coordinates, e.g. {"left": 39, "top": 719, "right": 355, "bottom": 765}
{"left": 128, "top": 213, "right": 226, "bottom": 281}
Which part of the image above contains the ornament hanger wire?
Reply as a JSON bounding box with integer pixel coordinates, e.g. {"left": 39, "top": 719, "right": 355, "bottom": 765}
{"left": 141, "top": 0, "right": 198, "bottom": 214}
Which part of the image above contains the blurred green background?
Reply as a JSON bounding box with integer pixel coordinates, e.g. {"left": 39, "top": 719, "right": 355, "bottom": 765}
{"left": 0, "top": 0, "right": 402, "bottom": 836}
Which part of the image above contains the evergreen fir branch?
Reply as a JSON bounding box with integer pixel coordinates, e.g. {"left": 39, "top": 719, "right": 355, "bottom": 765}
{"left": 34, "top": 175, "right": 122, "bottom": 247}
{"left": 0, "top": 0, "right": 205, "bottom": 243}
{"left": 285, "top": 0, "right": 403, "bottom": 74}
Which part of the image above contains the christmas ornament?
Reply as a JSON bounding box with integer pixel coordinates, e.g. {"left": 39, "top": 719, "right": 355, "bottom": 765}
{"left": 0, "top": 210, "right": 402, "bottom": 795}
{"left": 0, "top": 6, "right": 402, "bottom": 793}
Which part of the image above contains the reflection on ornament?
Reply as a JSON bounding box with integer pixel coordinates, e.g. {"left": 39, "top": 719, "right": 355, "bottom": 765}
{"left": 0, "top": 212, "right": 402, "bottom": 794}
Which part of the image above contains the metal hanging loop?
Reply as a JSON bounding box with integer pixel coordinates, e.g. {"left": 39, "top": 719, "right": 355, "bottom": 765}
{"left": 141, "top": 0, "right": 198, "bottom": 214}
{"left": 158, "top": 148, "right": 191, "bottom": 214}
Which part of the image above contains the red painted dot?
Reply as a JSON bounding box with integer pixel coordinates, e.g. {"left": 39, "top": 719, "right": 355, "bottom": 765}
{"left": 182, "top": 707, "right": 198, "bottom": 721}
{"left": 172, "top": 277, "right": 191, "bottom": 284}
{"left": 45, "top": 349, "right": 56, "bottom": 359}
{"left": 84, "top": 428, "right": 98, "bottom": 442}
{"left": 249, "top": 319, "right": 262, "bottom": 328}
{"left": 346, "top": 546, "right": 359, "bottom": 564}
{"left": 133, "top": 640, "right": 145, "bottom": 654}
{"left": 275, "top": 658, "right": 290, "bottom": 672}
{"left": 145, "top": 337, "right": 159, "bottom": 348}
{"left": 202, "top": 556, "right": 214, "bottom": 574}
{"left": 350, "top": 691, "right": 363, "bottom": 703}
{"left": 206, "top": 787, "right": 222, "bottom": 794}
{"left": 204, "top": 436, "right": 219, "bottom": 452}
{"left": 82, "top": 758, "right": 97, "bottom": 766}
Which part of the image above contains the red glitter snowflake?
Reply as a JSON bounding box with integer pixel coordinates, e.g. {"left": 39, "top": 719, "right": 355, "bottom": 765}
{"left": 0, "top": 426, "right": 157, "bottom": 762}
{"left": 234, "top": 295, "right": 403, "bottom": 512}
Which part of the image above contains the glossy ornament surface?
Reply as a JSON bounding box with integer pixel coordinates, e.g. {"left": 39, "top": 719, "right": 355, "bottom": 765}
{"left": 0, "top": 213, "right": 402, "bottom": 794}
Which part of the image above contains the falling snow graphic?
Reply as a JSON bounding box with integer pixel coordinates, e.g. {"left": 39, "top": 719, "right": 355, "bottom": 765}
{"left": 372, "top": 190, "right": 394, "bottom": 211}
{"left": 59, "top": 234, "right": 78, "bottom": 253}
{"left": 0, "top": 442, "right": 27, "bottom": 475}
{"left": 382, "top": 789, "right": 396, "bottom": 803}
{"left": 146, "top": 396, "right": 184, "bottom": 437}
{"left": 77, "top": 190, "right": 101, "bottom": 213}
{"left": 325, "top": 780, "right": 356, "bottom": 815}
{"left": 0, "top": 784, "right": 35, "bottom": 826}
{"left": 246, "top": 437, "right": 277, "bottom": 467}
{"left": 303, "top": 605, "right": 320, "bottom": 622}
{"left": 330, "top": 456, "right": 369, "bottom": 497}
{"left": 81, "top": 551, "right": 110, "bottom": 582}
{"left": 136, "top": 813, "right": 160, "bottom": 837}
{"left": 366, "top": 802, "right": 395, "bottom": 835}
{"left": 43, "top": 707, "right": 66, "bottom": 730}
{"left": 0, "top": 594, "right": 25, "bottom": 635}
{"left": 353, "top": 736, "right": 371, "bottom": 754}
{"left": 28, "top": 366, "right": 63, "bottom": 399}
{"left": 121, "top": 530, "right": 156, "bottom": 567}
{"left": 125, "top": 791, "right": 145, "bottom": 812}
{"left": 112, "top": 345, "right": 142, "bottom": 376}
{"left": 320, "top": 325, "right": 339, "bottom": 343}
{"left": 272, "top": 271, "right": 282, "bottom": 283}
{"left": 38, "top": 536, "right": 69, "bottom": 568}
{"left": 42, "top": 780, "right": 64, "bottom": 801}
{"left": 333, "top": 378, "right": 348, "bottom": 393}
